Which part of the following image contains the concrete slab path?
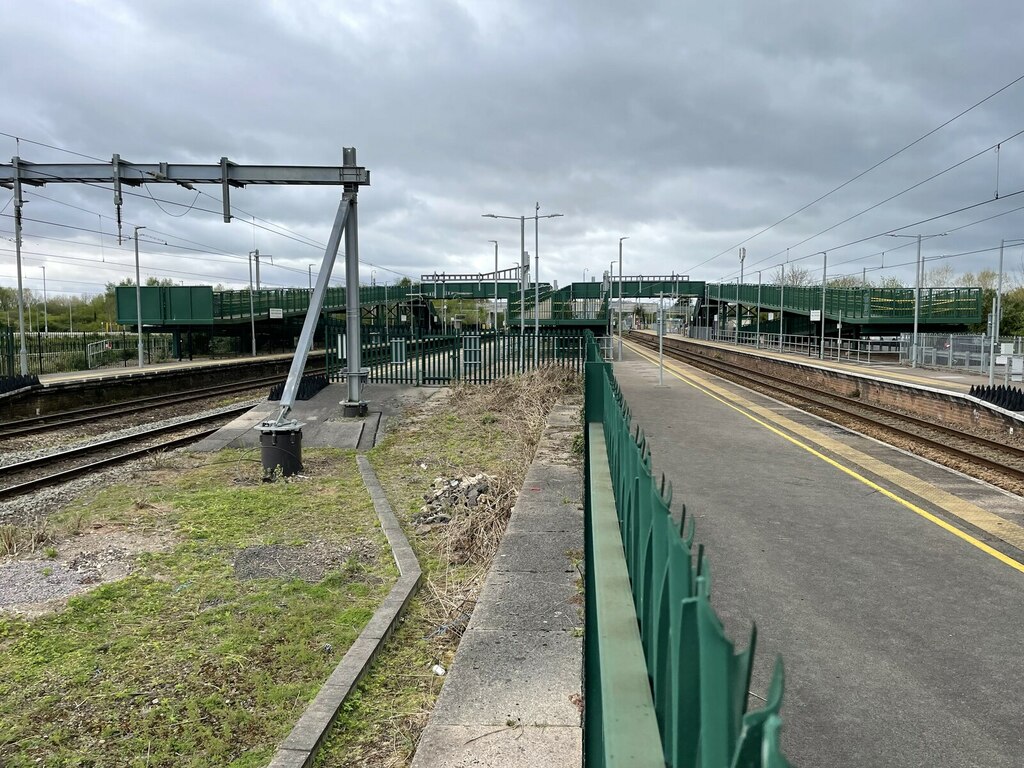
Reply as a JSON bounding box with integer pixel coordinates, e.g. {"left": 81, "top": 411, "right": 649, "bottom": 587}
{"left": 411, "top": 402, "right": 584, "bottom": 768}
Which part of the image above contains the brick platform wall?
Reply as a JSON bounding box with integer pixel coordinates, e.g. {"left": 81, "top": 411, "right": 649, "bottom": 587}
{"left": 647, "top": 334, "right": 1024, "bottom": 438}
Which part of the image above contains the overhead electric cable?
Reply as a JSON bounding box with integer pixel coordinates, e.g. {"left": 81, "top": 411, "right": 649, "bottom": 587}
{"left": 689, "top": 71, "right": 1024, "bottom": 271}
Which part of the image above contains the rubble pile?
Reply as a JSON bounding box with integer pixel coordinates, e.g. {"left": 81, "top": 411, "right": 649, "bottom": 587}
{"left": 413, "top": 474, "right": 495, "bottom": 535}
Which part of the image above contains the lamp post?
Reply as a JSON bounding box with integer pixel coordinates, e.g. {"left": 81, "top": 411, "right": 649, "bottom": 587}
{"left": 489, "top": 240, "right": 499, "bottom": 329}
{"left": 482, "top": 214, "right": 526, "bottom": 343}
{"left": 734, "top": 277, "right": 740, "bottom": 345}
{"left": 308, "top": 264, "right": 315, "bottom": 290}
{"left": 756, "top": 270, "right": 762, "bottom": 347}
{"left": 248, "top": 249, "right": 258, "bottom": 357}
{"left": 779, "top": 262, "right": 785, "bottom": 352}
{"left": 888, "top": 233, "right": 945, "bottom": 367}
{"left": 134, "top": 226, "right": 146, "bottom": 368}
{"left": 737, "top": 246, "right": 745, "bottom": 345}
{"left": 608, "top": 261, "right": 615, "bottom": 342}
{"left": 618, "top": 236, "right": 628, "bottom": 360}
{"left": 818, "top": 251, "right": 827, "bottom": 359}
{"left": 989, "top": 238, "right": 1024, "bottom": 385}
{"left": 40, "top": 265, "right": 48, "bottom": 334}
{"left": 533, "top": 203, "right": 563, "bottom": 364}
{"left": 483, "top": 208, "right": 563, "bottom": 366}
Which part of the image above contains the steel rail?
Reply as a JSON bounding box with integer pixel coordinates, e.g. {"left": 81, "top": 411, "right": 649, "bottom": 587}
{"left": 0, "top": 405, "right": 253, "bottom": 498}
{"left": 0, "top": 428, "right": 223, "bottom": 500}
{"left": 0, "top": 369, "right": 323, "bottom": 439}
{"left": 627, "top": 334, "right": 1024, "bottom": 483}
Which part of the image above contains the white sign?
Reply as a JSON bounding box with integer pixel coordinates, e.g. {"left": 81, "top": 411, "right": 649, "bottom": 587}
{"left": 810, "top": 309, "right": 821, "bottom": 322}
{"left": 767, "top": 312, "right": 775, "bottom": 321}
{"left": 269, "top": 307, "right": 284, "bottom": 319}
{"left": 1000, "top": 342, "right": 1014, "bottom": 355}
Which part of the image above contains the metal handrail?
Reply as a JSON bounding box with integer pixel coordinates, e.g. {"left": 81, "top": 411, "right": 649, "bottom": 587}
{"left": 583, "top": 332, "right": 791, "bottom": 767}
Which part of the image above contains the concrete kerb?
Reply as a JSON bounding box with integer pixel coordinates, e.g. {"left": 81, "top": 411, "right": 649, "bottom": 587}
{"left": 267, "top": 455, "right": 422, "bottom": 768}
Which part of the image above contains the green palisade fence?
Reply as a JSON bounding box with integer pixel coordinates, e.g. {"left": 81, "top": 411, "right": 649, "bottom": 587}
{"left": 583, "top": 331, "right": 791, "bottom": 767}
{"left": 324, "top": 324, "right": 586, "bottom": 384}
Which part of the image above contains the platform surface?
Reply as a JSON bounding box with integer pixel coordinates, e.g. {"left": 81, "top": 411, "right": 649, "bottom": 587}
{"left": 616, "top": 340, "right": 1024, "bottom": 768}
{"left": 638, "top": 331, "right": 1005, "bottom": 395}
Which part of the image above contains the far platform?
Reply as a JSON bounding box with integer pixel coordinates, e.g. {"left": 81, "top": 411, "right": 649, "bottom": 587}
{"left": 632, "top": 330, "right": 998, "bottom": 395}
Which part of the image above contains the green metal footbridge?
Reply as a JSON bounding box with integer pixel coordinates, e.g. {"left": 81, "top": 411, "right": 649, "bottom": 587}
{"left": 116, "top": 274, "right": 983, "bottom": 339}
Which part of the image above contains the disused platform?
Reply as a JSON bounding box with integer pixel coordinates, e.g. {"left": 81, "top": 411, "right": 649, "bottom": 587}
{"left": 615, "top": 339, "right": 1024, "bottom": 767}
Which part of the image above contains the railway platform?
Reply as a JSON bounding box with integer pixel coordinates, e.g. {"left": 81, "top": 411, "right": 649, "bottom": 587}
{"left": 615, "top": 339, "right": 1023, "bottom": 767}
{"left": 634, "top": 330, "right": 998, "bottom": 394}
{"left": 36, "top": 350, "right": 323, "bottom": 387}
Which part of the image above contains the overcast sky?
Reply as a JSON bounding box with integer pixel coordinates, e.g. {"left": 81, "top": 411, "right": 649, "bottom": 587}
{"left": 3, "top": 0, "right": 1024, "bottom": 300}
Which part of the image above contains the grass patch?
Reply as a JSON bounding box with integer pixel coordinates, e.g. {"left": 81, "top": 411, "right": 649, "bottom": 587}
{"left": 0, "top": 448, "right": 396, "bottom": 767}
{"left": 316, "top": 368, "right": 582, "bottom": 767}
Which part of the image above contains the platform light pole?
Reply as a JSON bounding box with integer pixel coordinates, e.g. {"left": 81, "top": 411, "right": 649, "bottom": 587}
{"left": 609, "top": 261, "right": 616, "bottom": 344}
{"left": 779, "top": 262, "right": 785, "bottom": 352}
{"left": 134, "top": 226, "right": 146, "bottom": 367}
{"left": 308, "top": 264, "right": 315, "bottom": 290}
{"left": 533, "top": 204, "right": 563, "bottom": 364}
{"left": 989, "top": 238, "right": 1024, "bottom": 385}
{"left": 40, "top": 266, "right": 48, "bottom": 334}
{"left": 888, "top": 232, "right": 945, "bottom": 367}
{"left": 618, "top": 236, "right": 628, "bottom": 360}
{"left": 12, "top": 164, "right": 28, "bottom": 374}
{"left": 482, "top": 213, "right": 526, "bottom": 348}
{"left": 737, "top": 247, "right": 745, "bottom": 345}
{"left": 658, "top": 291, "right": 665, "bottom": 386}
{"left": 489, "top": 240, "right": 499, "bottom": 329}
{"left": 485, "top": 209, "right": 562, "bottom": 366}
{"left": 756, "top": 270, "right": 762, "bottom": 347}
{"left": 248, "top": 249, "right": 258, "bottom": 357}
{"left": 818, "top": 252, "right": 827, "bottom": 359}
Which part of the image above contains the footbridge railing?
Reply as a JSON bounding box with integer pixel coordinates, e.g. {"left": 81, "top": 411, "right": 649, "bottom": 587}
{"left": 583, "top": 331, "right": 791, "bottom": 767}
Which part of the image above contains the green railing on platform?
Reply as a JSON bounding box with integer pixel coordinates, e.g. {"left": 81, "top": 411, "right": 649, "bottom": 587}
{"left": 707, "top": 283, "right": 982, "bottom": 324}
{"left": 583, "top": 331, "right": 791, "bottom": 767}
{"left": 324, "top": 325, "right": 586, "bottom": 385}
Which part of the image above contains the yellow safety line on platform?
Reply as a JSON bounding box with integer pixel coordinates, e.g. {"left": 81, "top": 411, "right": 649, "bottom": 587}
{"left": 624, "top": 341, "right": 1024, "bottom": 575}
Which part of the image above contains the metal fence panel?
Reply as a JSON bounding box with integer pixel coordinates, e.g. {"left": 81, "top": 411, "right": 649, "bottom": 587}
{"left": 324, "top": 324, "right": 586, "bottom": 385}
{"left": 583, "top": 331, "right": 791, "bottom": 767}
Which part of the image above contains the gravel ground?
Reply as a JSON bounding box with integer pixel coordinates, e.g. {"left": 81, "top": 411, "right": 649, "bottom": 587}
{"left": 0, "top": 454, "right": 151, "bottom": 527}
{"left": 0, "top": 528, "right": 176, "bottom": 618}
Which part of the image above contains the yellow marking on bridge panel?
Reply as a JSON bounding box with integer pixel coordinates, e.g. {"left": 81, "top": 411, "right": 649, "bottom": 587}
{"left": 625, "top": 340, "right": 1024, "bottom": 575}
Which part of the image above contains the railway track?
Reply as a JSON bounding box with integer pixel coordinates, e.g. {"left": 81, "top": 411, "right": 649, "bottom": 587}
{"left": 0, "top": 404, "right": 253, "bottom": 500}
{"left": 627, "top": 333, "right": 1024, "bottom": 488}
{"left": 0, "top": 370, "right": 322, "bottom": 440}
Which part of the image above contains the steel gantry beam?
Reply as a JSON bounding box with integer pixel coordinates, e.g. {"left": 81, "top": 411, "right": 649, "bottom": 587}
{"left": 1, "top": 150, "right": 372, "bottom": 474}
{"left": 0, "top": 156, "right": 369, "bottom": 225}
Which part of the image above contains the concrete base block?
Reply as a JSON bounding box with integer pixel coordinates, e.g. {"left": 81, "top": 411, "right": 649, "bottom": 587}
{"left": 492, "top": 530, "right": 582, "bottom": 573}
{"left": 430, "top": 628, "right": 582, "bottom": 727}
{"left": 412, "top": 725, "right": 582, "bottom": 768}
{"left": 467, "top": 571, "right": 580, "bottom": 632}
{"left": 342, "top": 400, "right": 368, "bottom": 417}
